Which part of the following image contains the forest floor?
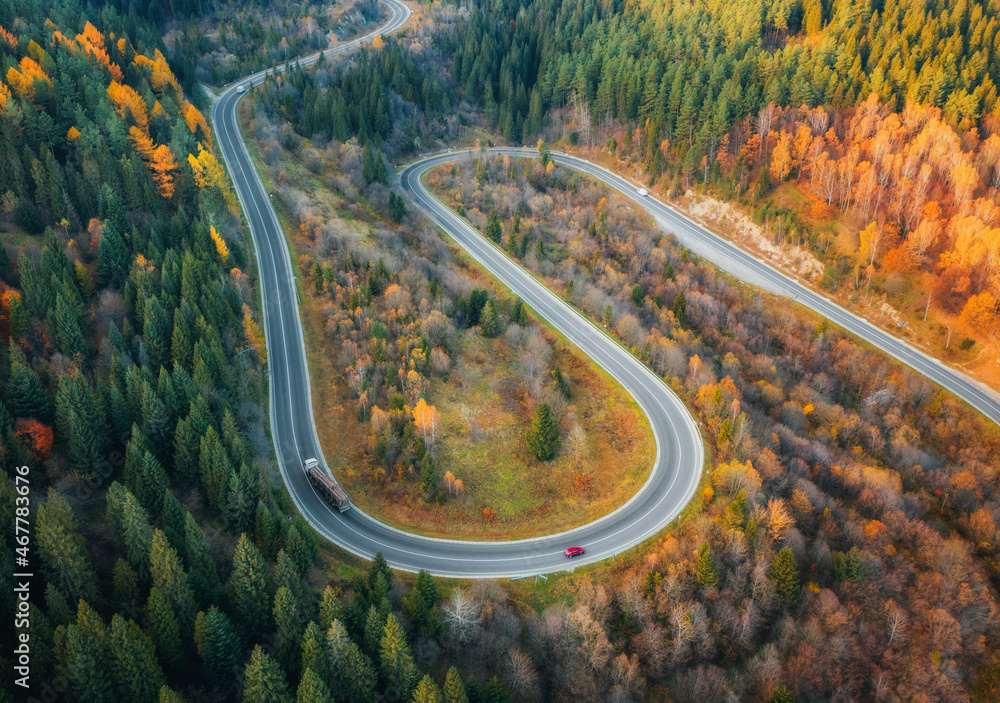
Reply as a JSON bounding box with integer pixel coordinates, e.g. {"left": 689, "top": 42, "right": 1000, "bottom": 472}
{"left": 238, "top": 105, "right": 655, "bottom": 540}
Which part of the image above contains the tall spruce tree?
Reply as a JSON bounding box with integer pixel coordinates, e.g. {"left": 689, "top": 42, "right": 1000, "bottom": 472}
{"left": 296, "top": 668, "right": 333, "bottom": 703}
{"left": 479, "top": 299, "right": 500, "bottom": 337}
{"left": 144, "top": 587, "right": 182, "bottom": 670}
{"left": 695, "top": 544, "right": 720, "bottom": 589}
{"left": 769, "top": 547, "right": 800, "bottom": 605}
{"left": 36, "top": 489, "right": 100, "bottom": 606}
{"left": 413, "top": 675, "right": 444, "bottom": 703}
{"left": 228, "top": 533, "right": 270, "bottom": 635}
{"left": 327, "top": 619, "right": 377, "bottom": 702}
{"left": 380, "top": 614, "right": 419, "bottom": 700}
{"left": 526, "top": 402, "right": 560, "bottom": 461}
{"left": 109, "top": 614, "right": 166, "bottom": 703}
{"left": 442, "top": 667, "right": 468, "bottom": 703}
{"left": 242, "top": 645, "right": 292, "bottom": 703}
{"left": 150, "top": 529, "right": 197, "bottom": 628}
{"left": 198, "top": 606, "right": 242, "bottom": 685}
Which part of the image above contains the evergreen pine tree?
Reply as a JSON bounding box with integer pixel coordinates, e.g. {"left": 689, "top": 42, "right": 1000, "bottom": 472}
{"left": 286, "top": 516, "right": 320, "bottom": 572}
{"left": 442, "top": 667, "right": 469, "bottom": 703}
{"left": 367, "top": 551, "right": 394, "bottom": 594}
{"left": 55, "top": 371, "right": 108, "bottom": 476}
{"left": 510, "top": 298, "right": 528, "bottom": 327}
{"left": 184, "top": 512, "right": 222, "bottom": 603}
{"left": 769, "top": 547, "right": 800, "bottom": 605}
{"left": 170, "top": 322, "right": 193, "bottom": 370}
{"left": 36, "top": 488, "right": 100, "bottom": 606}
{"left": 300, "top": 622, "right": 330, "bottom": 686}
{"left": 124, "top": 437, "right": 168, "bottom": 518}
{"left": 6, "top": 346, "right": 53, "bottom": 421}
{"left": 296, "top": 668, "right": 333, "bottom": 703}
{"left": 63, "top": 619, "right": 116, "bottom": 703}
{"left": 363, "top": 604, "right": 386, "bottom": 658}
{"left": 526, "top": 402, "right": 560, "bottom": 461}
{"left": 200, "top": 606, "right": 242, "bottom": 685}
{"left": 144, "top": 297, "right": 171, "bottom": 370}
{"left": 112, "top": 558, "right": 140, "bottom": 614}
{"left": 717, "top": 416, "right": 733, "bottom": 449}
{"left": 228, "top": 532, "right": 270, "bottom": 635}
{"left": 150, "top": 529, "right": 197, "bottom": 628}
{"left": 199, "top": 425, "right": 232, "bottom": 507}
{"left": 159, "top": 686, "right": 185, "bottom": 703}
{"left": 403, "top": 570, "right": 441, "bottom": 635}
{"left": 97, "top": 222, "right": 129, "bottom": 289}
{"left": 420, "top": 452, "right": 439, "bottom": 495}
{"left": 53, "top": 293, "right": 88, "bottom": 360}
{"left": 319, "top": 585, "right": 342, "bottom": 631}
{"left": 380, "top": 614, "right": 419, "bottom": 700}
{"left": 274, "top": 586, "right": 303, "bottom": 674}
{"left": 722, "top": 491, "right": 747, "bottom": 532}
{"left": 631, "top": 284, "right": 645, "bottom": 306}
{"left": 173, "top": 416, "right": 199, "bottom": 484}
{"left": 389, "top": 191, "right": 406, "bottom": 223}
{"left": 413, "top": 675, "right": 443, "bottom": 703}
{"left": 243, "top": 645, "right": 292, "bottom": 703}
{"left": 479, "top": 299, "right": 500, "bottom": 337}
{"left": 485, "top": 211, "right": 503, "bottom": 243}
{"left": 141, "top": 384, "right": 173, "bottom": 459}
{"left": 105, "top": 482, "right": 154, "bottom": 579}
{"left": 602, "top": 304, "right": 614, "bottom": 328}
{"left": 145, "top": 587, "right": 183, "bottom": 670}
{"left": 695, "top": 544, "right": 720, "bottom": 589}
{"left": 766, "top": 688, "right": 796, "bottom": 703}
{"left": 327, "top": 619, "right": 377, "bottom": 702}
{"left": 672, "top": 291, "right": 687, "bottom": 327}
{"left": 481, "top": 677, "right": 510, "bottom": 703}
{"left": 160, "top": 491, "right": 187, "bottom": 553}
{"left": 109, "top": 614, "right": 166, "bottom": 703}
{"left": 832, "top": 546, "right": 865, "bottom": 584}
{"left": 99, "top": 184, "right": 131, "bottom": 236}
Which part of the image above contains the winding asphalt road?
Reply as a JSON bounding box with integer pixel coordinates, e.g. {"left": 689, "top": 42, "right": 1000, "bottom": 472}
{"left": 214, "top": 3, "right": 999, "bottom": 577}
{"left": 212, "top": 0, "right": 705, "bottom": 577}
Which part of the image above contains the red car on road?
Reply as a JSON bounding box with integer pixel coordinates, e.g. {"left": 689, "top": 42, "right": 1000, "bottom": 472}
{"left": 564, "top": 547, "right": 584, "bottom": 558}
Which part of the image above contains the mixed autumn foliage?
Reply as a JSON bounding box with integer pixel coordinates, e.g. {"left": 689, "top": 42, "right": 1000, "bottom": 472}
{"left": 4, "top": 0, "right": 1000, "bottom": 701}
{"left": 428, "top": 153, "right": 1000, "bottom": 700}
{"left": 431, "top": 0, "right": 1000, "bottom": 339}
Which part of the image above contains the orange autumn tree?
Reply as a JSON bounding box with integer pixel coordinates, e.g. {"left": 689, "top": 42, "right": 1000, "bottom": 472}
{"left": 133, "top": 49, "right": 181, "bottom": 94}
{"left": 128, "top": 125, "right": 155, "bottom": 159}
{"left": 243, "top": 309, "right": 266, "bottom": 364}
{"left": 188, "top": 145, "right": 239, "bottom": 214}
{"left": 15, "top": 419, "right": 54, "bottom": 462}
{"left": 77, "top": 22, "right": 122, "bottom": 80}
{"left": 0, "top": 23, "right": 16, "bottom": 49}
{"left": 128, "top": 125, "right": 179, "bottom": 199}
{"left": 149, "top": 144, "right": 178, "bottom": 199}
{"left": 959, "top": 293, "right": 997, "bottom": 332}
{"left": 107, "top": 80, "right": 148, "bottom": 131}
{"left": 6, "top": 57, "right": 51, "bottom": 101}
{"left": 210, "top": 225, "right": 229, "bottom": 261}
{"left": 412, "top": 398, "right": 441, "bottom": 448}
{"left": 0, "top": 82, "right": 11, "bottom": 112}
{"left": 181, "top": 100, "right": 210, "bottom": 139}
{"left": 52, "top": 23, "right": 123, "bottom": 81}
